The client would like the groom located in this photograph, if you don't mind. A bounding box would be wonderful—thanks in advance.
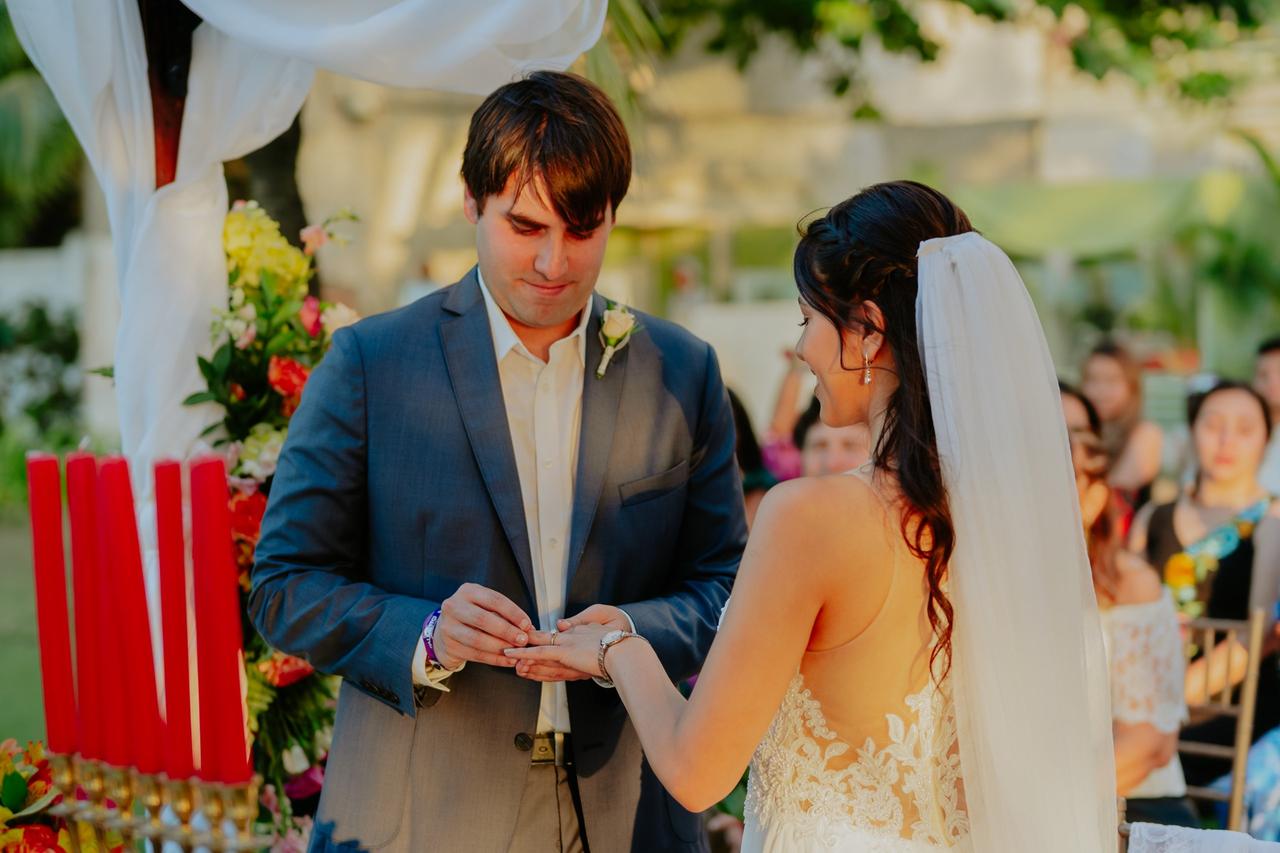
[250,71,747,852]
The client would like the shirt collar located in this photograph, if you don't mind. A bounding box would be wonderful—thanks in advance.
[476,267,591,366]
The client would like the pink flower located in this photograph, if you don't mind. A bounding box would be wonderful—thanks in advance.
[232,199,249,211]
[300,296,322,337]
[260,783,280,817]
[271,816,314,853]
[300,224,328,257]
[284,765,325,801]
[235,323,257,350]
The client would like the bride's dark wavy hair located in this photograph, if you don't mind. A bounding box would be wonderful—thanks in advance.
[794,180,971,682]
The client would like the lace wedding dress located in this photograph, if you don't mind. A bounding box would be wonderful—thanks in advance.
[741,473,969,852]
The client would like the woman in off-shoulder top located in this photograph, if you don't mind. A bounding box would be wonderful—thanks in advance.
[1063,382,1196,827]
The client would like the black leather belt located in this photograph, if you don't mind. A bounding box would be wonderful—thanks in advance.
[531,732,572,767]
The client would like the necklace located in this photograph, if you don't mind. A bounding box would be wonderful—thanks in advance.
[1163,496,1271,618]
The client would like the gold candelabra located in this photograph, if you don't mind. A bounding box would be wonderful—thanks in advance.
[46,754,274,852]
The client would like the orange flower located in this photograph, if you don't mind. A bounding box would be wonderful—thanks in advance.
[268,355,310,398]
[8,824,59,852]
[1164,553,1196,589]
[268,355,310,416]
[1237,521,1255,538]
[257,651,315,688]
[229,489,267,545]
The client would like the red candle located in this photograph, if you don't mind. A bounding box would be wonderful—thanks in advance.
[98,458,164,773]
[190,457,251,784]
[91,461,128,767]
[26,454,76,755]
[65,453,104,760]
[155,461,195,780]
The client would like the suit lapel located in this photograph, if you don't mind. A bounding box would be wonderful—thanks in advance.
[566,294,629,588]
[440,271,536,602]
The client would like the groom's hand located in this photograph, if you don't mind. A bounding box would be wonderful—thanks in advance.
[435,583,534,670]
[515,605,632,683]
[557,604,632,633]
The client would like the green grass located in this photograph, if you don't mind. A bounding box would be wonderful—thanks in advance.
[0,522,45,745]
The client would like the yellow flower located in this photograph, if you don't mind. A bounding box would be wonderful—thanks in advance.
[1164,553,1197,589]
[223,201,311,294]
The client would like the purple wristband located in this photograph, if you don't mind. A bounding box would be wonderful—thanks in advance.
[423,608,443,665]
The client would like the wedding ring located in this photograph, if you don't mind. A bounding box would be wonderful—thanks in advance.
[550,630,559,646]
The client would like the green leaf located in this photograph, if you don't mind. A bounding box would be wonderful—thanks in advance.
[261,271,278,307]
[199,421,223,438]
[212,342,232,376]
[265,330,296,358]
[274,300,303,324]
[1,771,27,811]
[197,355,215,382]
[182,391,219,406]
[8,787,56,819]
[87,365,114,379]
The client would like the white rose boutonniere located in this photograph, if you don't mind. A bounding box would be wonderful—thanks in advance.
[596,302,639,379]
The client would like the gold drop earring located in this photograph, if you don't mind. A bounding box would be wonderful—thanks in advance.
[862,352,872,385]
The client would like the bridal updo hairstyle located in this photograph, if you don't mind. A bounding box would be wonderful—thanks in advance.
[794,180,971,681]
[461,70,631,233]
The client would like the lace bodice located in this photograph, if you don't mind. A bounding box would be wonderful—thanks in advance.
[744,671,968,850]
[1100,589,1188,734]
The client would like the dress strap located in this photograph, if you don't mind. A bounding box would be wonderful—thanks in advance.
[808,467,901,656]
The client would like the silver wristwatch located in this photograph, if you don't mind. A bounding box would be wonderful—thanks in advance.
[597,629,641,687]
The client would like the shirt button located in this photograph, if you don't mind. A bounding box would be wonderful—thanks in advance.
[543,459,553,468]
[549,538,559,548]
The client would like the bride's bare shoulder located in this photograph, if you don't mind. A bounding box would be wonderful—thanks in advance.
[750,474,897,571]
[755,472,885,521]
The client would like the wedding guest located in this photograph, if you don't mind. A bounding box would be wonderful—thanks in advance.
[760,349,808,480]
[1130,380,1280,786]
[1253,337,1280,495]
[792,396,870,477]
[728,389,777,528]
[1082,341,1164,530]
[1062,382,1196,827]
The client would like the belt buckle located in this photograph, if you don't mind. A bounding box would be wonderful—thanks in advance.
[532,732,571,767]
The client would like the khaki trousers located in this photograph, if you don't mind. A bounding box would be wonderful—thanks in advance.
[507,765,588,853]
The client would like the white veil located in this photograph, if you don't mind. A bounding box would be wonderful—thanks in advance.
[916,232,1116,851]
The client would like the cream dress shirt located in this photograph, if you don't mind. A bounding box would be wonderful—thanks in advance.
[412,270,593,733]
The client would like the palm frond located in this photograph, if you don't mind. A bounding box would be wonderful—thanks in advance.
[0,3,32,77]
[1234,129,1280,196]
[578,0,662,125]
[0,69,80,201]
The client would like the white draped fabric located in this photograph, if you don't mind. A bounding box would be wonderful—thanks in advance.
[916,232,1117,851]
[9,0,604,652]
[1129,823,1280,852]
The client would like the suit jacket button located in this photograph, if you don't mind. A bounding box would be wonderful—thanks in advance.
[514,733,534,752]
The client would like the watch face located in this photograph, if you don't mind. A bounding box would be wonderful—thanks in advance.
[601,629,625,645]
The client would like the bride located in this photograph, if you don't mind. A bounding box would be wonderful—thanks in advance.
[507,180,1117,852]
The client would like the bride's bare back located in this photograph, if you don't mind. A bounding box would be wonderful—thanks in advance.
[741,467,968,851]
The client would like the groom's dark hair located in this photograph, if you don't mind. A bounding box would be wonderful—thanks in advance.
[462,71,631,233]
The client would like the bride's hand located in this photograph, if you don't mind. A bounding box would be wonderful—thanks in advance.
[505,623,611,679]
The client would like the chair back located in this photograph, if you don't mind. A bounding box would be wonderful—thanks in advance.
[1178,609,1267,832]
